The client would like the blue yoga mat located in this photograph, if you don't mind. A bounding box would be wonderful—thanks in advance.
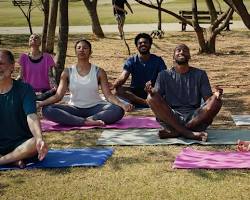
[0,148,114,170]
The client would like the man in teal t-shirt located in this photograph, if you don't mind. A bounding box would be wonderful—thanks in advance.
[0,49,48,168]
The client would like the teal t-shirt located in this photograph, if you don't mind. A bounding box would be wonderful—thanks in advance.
[0,80,36,151]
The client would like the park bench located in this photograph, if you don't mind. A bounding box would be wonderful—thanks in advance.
[179,10,233,31]
[12,0,31,6]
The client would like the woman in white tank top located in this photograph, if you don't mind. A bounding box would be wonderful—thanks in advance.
[38,39,133,126]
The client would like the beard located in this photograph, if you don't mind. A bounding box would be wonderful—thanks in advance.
[175,56,189,65]
[139,49,150,55]
[175,59,188,65]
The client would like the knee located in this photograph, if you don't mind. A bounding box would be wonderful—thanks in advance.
[115,105,125,119]
[42,105,54,118]
[107,105,124,124]
[206,97,223,112]
[146,93,159,107]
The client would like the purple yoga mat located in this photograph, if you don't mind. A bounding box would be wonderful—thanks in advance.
[41,116,161,132]
[173,148,250,169]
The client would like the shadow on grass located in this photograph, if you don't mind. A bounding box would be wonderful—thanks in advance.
[109,148,175,171]
[44,129,101,149]
[191,169,249,181]
[0,183,9,196]
[223,90,250,114]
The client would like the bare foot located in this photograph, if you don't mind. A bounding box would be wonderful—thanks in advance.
[191,131,208,142]
[14,160,26,169]
[84,119,105,126]
[237,140,250,152]
[158,129,180,139]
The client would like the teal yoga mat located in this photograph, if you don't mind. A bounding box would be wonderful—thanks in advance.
[97,129,250,145]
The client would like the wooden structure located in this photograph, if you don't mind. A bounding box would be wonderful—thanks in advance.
[179,10,233,31]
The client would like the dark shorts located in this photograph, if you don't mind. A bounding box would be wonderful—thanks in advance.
[130,87,148,100]
[0,138,30,156]
[158,106,211,132]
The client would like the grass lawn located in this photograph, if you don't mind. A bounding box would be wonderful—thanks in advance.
[0,30,250,199]
[0,0,249,26]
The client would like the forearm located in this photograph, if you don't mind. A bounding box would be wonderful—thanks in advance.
[113,78,126,89]
[106,94,124,108]
[38,94,61,107]
[27,113,43,140]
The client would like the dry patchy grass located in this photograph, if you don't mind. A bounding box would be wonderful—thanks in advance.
[0,31,250,200]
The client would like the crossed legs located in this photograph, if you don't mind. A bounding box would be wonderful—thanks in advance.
[147,92,222,141]
[0,138,38,168]
[115,86,148,106]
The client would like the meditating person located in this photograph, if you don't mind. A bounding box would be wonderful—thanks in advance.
[110,33,167,108]
[0,49,48,168]
[37,39,133,126]
[18,33,57,101]
[145,44,223,141]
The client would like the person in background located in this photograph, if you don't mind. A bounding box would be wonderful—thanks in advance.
[18,33,57,101]
[112,0,133,39]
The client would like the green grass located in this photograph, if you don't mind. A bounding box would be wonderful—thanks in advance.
[0,0,249,26]
[0,31,250,199]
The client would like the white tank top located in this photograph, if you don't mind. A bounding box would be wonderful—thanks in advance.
[68,64,106,108]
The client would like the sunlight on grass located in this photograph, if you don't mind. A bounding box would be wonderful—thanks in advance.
[0,30,250,199]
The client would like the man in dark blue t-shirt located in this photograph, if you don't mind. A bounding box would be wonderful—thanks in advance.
[110,33,167,108]
[145,44,223,141]
[112,0,133,39]
[0,49,48,168]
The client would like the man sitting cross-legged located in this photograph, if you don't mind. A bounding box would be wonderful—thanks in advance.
[110,33,166,108]
[145,44,223,141]
[0,49,48,168]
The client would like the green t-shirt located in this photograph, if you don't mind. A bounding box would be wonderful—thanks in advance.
[0,80,36,151]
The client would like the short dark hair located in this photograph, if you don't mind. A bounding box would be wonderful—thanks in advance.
[0,49,15,64]
[134,33,152,46]
[74,39,92,51]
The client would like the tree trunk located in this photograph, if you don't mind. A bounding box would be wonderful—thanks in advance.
[82,0,104,38]
[157,0,163,31]
[205,0,217,23]
[41,0,49,52]
[55,0,68,84]
[46,0,59,54]
[224,0,250,29]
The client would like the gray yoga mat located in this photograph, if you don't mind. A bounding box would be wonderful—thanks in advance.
[232,115,250,126]
[97,129,250,145]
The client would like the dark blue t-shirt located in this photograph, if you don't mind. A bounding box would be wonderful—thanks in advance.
[123,54,167,89]
[0,80,36,150]
[112,0,127,15]
[155,67,212,114]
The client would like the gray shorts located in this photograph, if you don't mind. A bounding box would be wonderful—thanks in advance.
[115,14,125,26]
[158,106,211,132]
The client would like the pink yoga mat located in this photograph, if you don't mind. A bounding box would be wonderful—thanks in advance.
[173,148,250,169]
[41,116,161,132]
